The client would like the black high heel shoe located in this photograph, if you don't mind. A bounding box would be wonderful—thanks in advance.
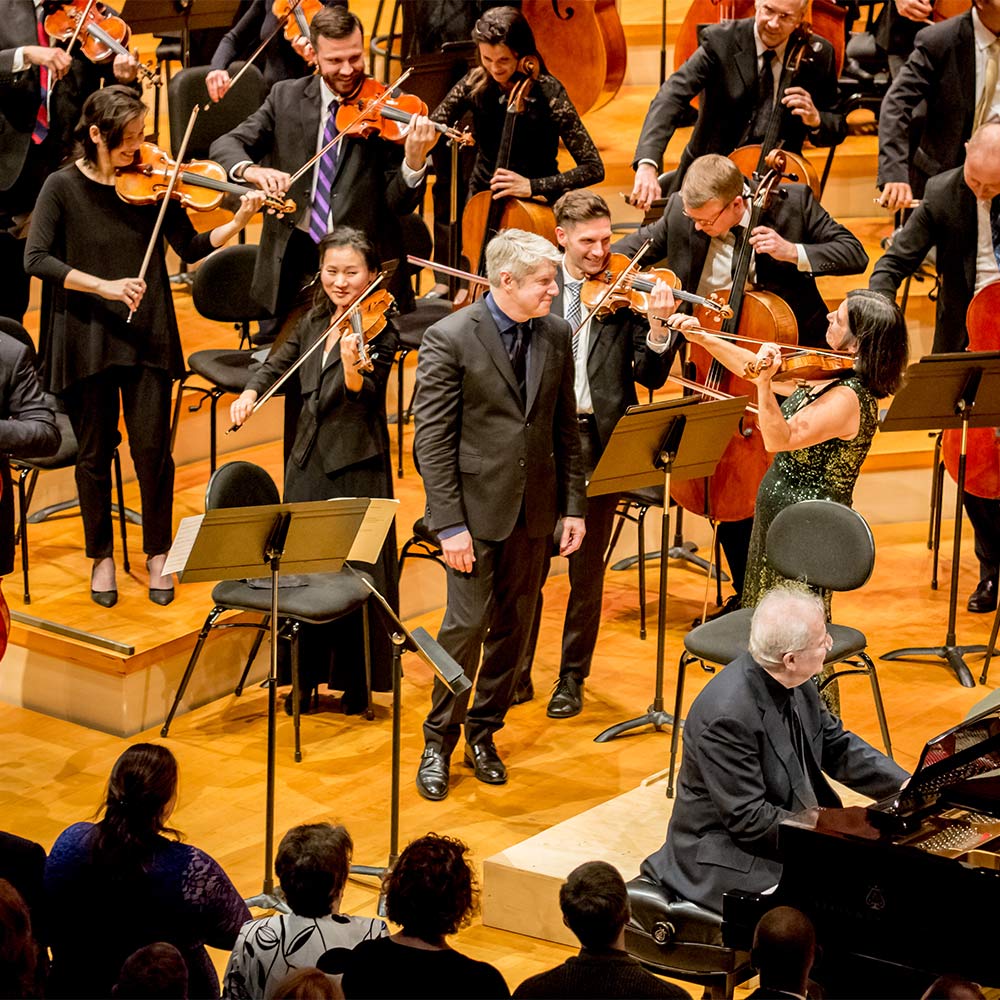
[90,561,117,608]
[146,556,175,606]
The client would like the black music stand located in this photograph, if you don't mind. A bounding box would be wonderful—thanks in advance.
[592,396,746,742]
[879,353,1000,687]
[346,574,470,914]
[164,497,373,910]
[121,0,240,67]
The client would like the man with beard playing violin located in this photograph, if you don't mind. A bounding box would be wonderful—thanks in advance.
[613,153,868,616]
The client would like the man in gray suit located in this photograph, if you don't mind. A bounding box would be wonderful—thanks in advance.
[641,585,907,914]
[413,229,587,800]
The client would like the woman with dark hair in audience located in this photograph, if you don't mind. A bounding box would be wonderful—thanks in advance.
[0,879,38,998]
[24,86,263,608]
[224,823,386,999]
[44,743,250,999]
[330,833,508,998]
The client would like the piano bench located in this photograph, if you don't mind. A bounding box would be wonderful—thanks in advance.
[625,877,755,1000]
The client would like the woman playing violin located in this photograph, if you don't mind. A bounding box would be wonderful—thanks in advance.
[670,288,909,615]
[230,227,399,715]
[24,86,264,607]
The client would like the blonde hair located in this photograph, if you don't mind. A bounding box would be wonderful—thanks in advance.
[486,229,562,285]
[681,155,745,210]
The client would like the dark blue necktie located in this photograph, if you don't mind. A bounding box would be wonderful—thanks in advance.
[509,323,529,402]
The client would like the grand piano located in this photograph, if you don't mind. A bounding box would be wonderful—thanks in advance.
[723,704,1000,990]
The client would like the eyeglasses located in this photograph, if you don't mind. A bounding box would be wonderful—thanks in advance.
[756,3,802,25]
[682,202,730,228]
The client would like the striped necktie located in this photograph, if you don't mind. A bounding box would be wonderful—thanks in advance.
[32,11,49,145]
[308,106,339,245]
[565,280,583,360]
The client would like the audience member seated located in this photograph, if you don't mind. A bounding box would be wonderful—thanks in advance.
[921,976,987,1000]
[0,879,38,999]
[329,833,509,998]
[0,831,46,959]
[745,907,816,1000]
[640,585,908,914]
[272,967,343,1000]
[113,942,189,999]
[44,743,250,999]
[224,823,387,999]
[513,861,689,999]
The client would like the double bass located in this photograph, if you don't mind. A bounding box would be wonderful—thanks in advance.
[461,55,557,277]
[941,282,1000,498]
[670,153,798,524]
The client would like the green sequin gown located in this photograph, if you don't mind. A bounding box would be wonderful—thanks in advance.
[741,376,878,714]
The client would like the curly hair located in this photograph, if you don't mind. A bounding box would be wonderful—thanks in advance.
[383,834,478,942]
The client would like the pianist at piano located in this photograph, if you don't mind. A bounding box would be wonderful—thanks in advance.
[637,586,909,914]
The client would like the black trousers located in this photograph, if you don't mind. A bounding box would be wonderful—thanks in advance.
[965,492,1000,583]
[717,516,753,598]
[60,365,174,559]
[522,416,620,683]
[423,514,549,753]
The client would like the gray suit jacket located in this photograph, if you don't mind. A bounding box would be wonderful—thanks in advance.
[413,297,586,542]
[641,651,908,913]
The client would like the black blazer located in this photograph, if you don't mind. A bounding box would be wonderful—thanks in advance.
[210,74,423,315]
[632,18,844,188]
[552,272,671,453]
[0,332,60,575]
[877,12,976,192]
[243,310,398,476]
[613,184,868,348]
[413,297,586,542]
[640,652,908,914]
[869,166,977,354]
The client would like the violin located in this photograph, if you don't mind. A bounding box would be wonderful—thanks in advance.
[115,143,296,216]
[336,78,475,147]
[743,347,853,382]
[273,0,322,50]
[44,0,160,86]
[581,253,734,321]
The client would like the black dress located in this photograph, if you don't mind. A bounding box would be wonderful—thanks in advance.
[244,309,400,698]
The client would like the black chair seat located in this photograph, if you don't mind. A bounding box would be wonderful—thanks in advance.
[18,411,75,470]
[622,485,665,508]
[412,517,438,546]
[187,349,260,394]
[212,571,373,624]
[394,299,451,349]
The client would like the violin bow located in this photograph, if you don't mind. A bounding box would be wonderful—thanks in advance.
[572,241,650,337]
[286,67,413,188]
[406,255,490,288]
[127,105,200,324]
[672,326,851,360]
[226,273,385,434]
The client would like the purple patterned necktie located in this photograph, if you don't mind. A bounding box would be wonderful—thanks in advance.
[308,106,339,244]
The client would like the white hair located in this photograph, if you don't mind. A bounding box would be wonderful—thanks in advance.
[748,584,825,669]
[485,228,562,285]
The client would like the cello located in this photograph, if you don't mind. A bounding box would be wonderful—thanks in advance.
[941,282,1000,498]
[461,55,557,277]
[521,0,627,115]
[669,152,798,524]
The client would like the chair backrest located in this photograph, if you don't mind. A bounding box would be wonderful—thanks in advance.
[192,245,272,324]
[765,499,875,593]
[205,461,280,511]
[168,64,266,160]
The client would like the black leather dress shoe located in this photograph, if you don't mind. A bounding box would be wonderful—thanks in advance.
[692,594,740,628]
[511,675,534,705]
[463,740,507,784]
[416,746,450,801]
[968,578,998,613]
[547,674,583,719]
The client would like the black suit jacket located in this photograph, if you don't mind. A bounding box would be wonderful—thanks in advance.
[613,184,868,348]
[413,298,586,542]
[209,74,422,315]
[552,272,672,453]
[641,652,908,914]
[0,332,60,576]
[869,166,976,354]
[876,12,976,191]
[632,19,844,187]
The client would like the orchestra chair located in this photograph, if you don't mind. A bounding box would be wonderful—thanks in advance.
[160,461,374,763]
[392,214,451,478]
[397,517,446,579]
[172,245,274,474]
[0,319,130,605]
[668,499,893,796]
[625,875,754,1000]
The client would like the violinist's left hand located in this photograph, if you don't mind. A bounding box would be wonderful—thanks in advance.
[646,280,678,345]
[404,115,439,170]
[559,516,586,557]
[749,226,797,264]
[748,341,782,387]
[781,86,820,129]
[232,190,267,227]
[291,35,316,64]
[490,169,532,199]
[112,51,139,83]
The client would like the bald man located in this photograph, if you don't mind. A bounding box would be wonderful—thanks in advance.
[747,907,817,999]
